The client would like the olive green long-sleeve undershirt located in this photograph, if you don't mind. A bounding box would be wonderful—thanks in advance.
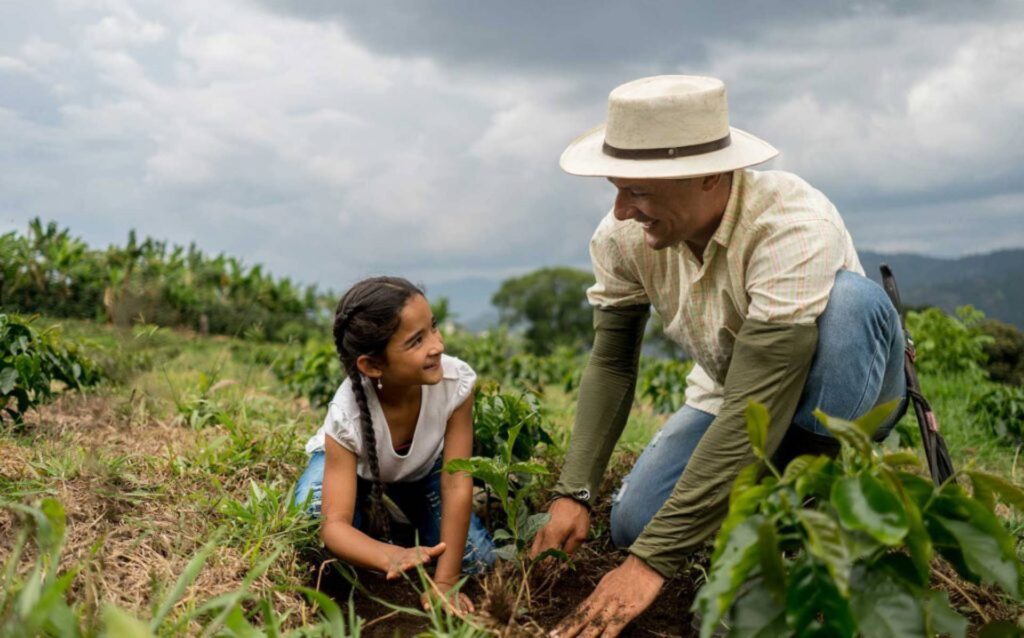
[553,305,819,579]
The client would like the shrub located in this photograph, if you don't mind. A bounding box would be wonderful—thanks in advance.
[0,314,103,423]
[694,401,1024,638]
[271,339,341,409]
[637,356,694,414]
[472,384,553,461]
[979,319,1024,386]
[970,384,1024,442]
[906,306,992,378]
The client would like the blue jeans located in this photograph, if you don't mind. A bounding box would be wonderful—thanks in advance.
[294,453,496,573]
[610,270,908,547]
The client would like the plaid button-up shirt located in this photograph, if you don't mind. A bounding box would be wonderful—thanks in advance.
[587,168,863,415]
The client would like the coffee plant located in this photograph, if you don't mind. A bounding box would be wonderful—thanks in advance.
[907,306,993,378]
[970,384,1024,442]
[0,314,103,423]
[637,357,694,414]
[272,339,341,409]
[694,400,1024,638]
[472,384,553,462]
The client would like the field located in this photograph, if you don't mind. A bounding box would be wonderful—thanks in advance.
[2,313,1024,637]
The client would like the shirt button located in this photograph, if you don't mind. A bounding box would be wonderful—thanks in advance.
[574,489,591,502]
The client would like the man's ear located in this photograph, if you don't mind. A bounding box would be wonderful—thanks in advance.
[701,172,725,191]
[356,354,383,380]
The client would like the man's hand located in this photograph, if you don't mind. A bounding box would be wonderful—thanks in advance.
[550,555,665,638]
[529,497,590,559]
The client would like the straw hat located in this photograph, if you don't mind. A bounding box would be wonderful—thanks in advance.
[560,75,778,179]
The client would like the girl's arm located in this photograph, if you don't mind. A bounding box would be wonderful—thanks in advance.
[321,436,445,577]
[433,391,476,587]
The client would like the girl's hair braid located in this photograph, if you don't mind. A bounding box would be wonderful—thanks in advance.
[332,276,424,541]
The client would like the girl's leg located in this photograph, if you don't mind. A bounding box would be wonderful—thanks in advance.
[609,405,716,548]
[293,451,326,517]
[389,461,496,573]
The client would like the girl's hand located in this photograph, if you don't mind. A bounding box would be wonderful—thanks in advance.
[421,579,475,615]
[384,542,447,580]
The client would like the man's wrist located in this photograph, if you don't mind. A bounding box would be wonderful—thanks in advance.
[623,553,666,584]
[550,485,594,510]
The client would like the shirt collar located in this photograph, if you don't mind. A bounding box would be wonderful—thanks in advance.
[710,169,745,250]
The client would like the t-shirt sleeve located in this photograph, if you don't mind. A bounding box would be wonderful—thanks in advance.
[745,218,847,324]
[446,358,478,415]
[322,400,361,455]
[586,213,650,309]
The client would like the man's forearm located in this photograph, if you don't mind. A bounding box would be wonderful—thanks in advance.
[629,319,818,578]
[554,304,649,506]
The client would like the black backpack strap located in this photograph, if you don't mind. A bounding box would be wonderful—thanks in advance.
[880,264,956,485]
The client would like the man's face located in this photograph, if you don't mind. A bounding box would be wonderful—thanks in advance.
[607,176,723,251]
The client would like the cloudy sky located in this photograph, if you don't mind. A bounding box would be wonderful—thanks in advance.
[2,0,1023,315]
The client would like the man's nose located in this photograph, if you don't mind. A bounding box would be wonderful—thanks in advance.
[612,190,636,221]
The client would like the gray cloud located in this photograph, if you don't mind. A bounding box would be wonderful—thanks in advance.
[1,0,1022,320]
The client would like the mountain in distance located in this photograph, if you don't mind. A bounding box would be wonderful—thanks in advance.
[430,248,1024,331]
[859,249,1024,328]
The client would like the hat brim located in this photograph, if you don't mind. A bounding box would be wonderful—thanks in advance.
[559,124,778,179]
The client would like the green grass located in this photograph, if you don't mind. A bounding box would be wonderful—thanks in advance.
[3,317,1023,635]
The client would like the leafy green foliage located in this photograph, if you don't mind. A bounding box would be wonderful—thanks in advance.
[907,306,993,378]
[472,385,553,461]
[445,329,584,393]
[491,267,595,355]
[979,319,1024,386]
[1,499,358,636]
[0,218,328,341]
[271,339,342,409]
[445,409,552,565]
[970,384,1024,442]
[694,400,1024,638]
[0,314,103,423]
[637,357,694,414]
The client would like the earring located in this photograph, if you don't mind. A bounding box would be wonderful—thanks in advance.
[377,378,383,390]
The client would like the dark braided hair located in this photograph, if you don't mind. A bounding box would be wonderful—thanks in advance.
[333,276,423,541]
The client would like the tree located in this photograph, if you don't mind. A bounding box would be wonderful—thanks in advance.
[491,267,595,355]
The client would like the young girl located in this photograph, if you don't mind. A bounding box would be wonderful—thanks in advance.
[294,276,494,611]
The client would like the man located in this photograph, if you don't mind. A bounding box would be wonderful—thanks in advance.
[530,75,907,636]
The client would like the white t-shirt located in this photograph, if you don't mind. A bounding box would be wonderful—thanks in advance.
[303,354,477,482]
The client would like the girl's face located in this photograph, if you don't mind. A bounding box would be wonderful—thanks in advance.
[377,294,445,387]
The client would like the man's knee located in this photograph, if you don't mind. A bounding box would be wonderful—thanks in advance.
[609,484,644,548]
[823,271,898,334]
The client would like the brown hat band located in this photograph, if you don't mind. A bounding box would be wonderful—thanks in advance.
[602,133,731,160]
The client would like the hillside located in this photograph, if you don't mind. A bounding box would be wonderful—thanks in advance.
[859,249,1024,327]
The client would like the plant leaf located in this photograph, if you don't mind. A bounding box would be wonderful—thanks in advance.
[813,409,871,457]
[831,473,909,545]
[968,471,1024,513]
[726,577,787,638]
[785,558,855,638]
[796,510,851,596]
[103,605,156,638]
[693,517,762,638]
[855,399,903,440]
[924,591,967,638]
[745,401,769,458]
[849,564,926,638]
